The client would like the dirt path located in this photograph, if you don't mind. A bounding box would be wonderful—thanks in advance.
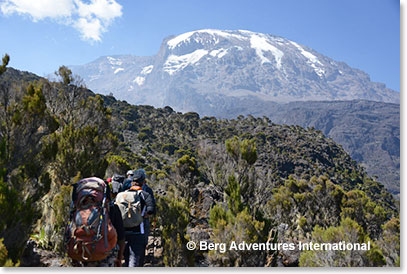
[23,232,163,267]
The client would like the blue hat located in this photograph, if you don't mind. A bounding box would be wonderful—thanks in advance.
[132,169,146,183]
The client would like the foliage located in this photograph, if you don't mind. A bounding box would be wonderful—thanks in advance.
[156,189,194,266]
[299,218,385,267]
[225,136,258,209]
[225,136,257,165]
[48,124,112,184]
[174,154,200,199]
[208,204,267,266]
[341,190,388,240]
[0,61,399,267]
[30,228,48,250]
[208,174,269,266]
[267,176,344,233]
[106,154,131,176]
[376,218,400,266]
[224,175,243,215]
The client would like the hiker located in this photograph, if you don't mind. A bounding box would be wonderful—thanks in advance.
[110,174,125,199]
[115,176,155,267]
[66,177,125,267]
[121,170,134,192]
[133,169,156,250]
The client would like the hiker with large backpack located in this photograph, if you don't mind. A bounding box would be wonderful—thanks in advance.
[115,175,155,267]
[65,177,125,267]
[132,169,156,250]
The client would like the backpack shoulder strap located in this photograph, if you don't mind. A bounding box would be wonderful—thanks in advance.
[137,189,145,199]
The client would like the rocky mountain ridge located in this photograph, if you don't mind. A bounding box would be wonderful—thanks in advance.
[71,29,399,115]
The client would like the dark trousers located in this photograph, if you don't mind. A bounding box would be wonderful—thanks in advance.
[144,218,150,245]
[124,233,146,267]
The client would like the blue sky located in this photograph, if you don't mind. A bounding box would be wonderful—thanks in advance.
[0,0,401,91]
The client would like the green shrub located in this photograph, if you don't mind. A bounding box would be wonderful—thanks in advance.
[299,218,385,267]
[157,190,194,266]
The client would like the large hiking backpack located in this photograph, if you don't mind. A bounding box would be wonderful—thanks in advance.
[66,177,117,262]
[115,188,144,228]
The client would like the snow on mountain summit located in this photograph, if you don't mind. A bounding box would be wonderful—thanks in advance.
[71,29,399,115]
[167,29,247,49]
[164,49,208,75]
[164,29,326,74]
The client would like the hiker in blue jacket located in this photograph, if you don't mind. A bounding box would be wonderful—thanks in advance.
[121,170,134,192]
[122,175,155,267]
[133,169,156,248]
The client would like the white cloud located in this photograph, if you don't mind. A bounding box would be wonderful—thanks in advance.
[74,17,104,42]
[0,0,123,43]
[0,0,74,20]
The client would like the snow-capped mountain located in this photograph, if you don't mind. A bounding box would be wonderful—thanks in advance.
[71,29,399,117]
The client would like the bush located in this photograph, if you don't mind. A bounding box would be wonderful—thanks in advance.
[106,154,131,175]
[299,218,385,267]
[156,189,194,266]
[208,175,268,266]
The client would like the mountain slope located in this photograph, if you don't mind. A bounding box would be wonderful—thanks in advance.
[103,96,396,211]
[0,66,399,267]
[71,29,399,113]
[267,100,400,196]
[70,30,400,196]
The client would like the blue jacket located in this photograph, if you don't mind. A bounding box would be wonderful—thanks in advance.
[142,184,156,215]
[121,178,132,192]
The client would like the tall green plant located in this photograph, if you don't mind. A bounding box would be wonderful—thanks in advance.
[156,189,194,266]
[208,174,269,266]
[299,218,385,267]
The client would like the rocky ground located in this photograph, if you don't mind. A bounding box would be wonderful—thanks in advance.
[21,231,164,267]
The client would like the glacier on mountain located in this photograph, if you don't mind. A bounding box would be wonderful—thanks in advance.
[71,28,399,112]
[141,65,154,75]
[249,34,284,68]
[114,68,124,74]
[164,49,208,75]
[167,29,247,49]
[107,56,122,66]
[290,41,325,77]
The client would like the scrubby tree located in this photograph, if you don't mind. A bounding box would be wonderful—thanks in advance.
[174,154,200,199]
[299,218,385,267]
[376,217,400,266]
[225,136,257,208]
[156,188,194,266]
[341,190,388,240]
[0,54,57,262]
[48,66,86,126]
[105,154,131,177]
[43,67,117,184]
[267,176,344,233]
[208,175,268,266]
